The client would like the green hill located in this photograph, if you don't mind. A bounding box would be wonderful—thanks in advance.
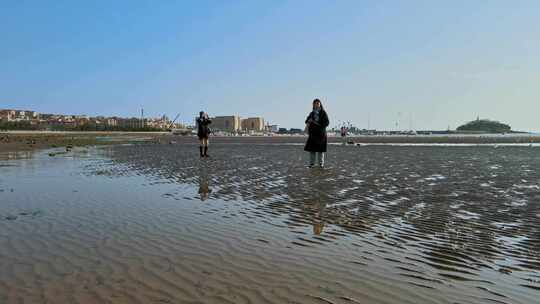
[457,119,511,133]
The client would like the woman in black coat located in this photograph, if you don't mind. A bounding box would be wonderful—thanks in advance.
[196,111,212,157]
[304,99,329,167]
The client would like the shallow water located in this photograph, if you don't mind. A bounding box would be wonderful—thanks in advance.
[1,139,539,304]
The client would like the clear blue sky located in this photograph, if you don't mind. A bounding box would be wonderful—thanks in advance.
[1,0,539,131]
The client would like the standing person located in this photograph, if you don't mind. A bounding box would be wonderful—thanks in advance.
[304,99,329,168]
[196,111,212,157]
[340,125,348,145]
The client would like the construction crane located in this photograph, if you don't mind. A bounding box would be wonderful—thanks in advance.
[167,113,181,131]
[168,113,192,136]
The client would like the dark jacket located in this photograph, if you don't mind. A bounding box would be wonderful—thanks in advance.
[196,117,212,138]
[304,109,329,152]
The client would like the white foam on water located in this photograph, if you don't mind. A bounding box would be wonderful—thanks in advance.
[448,192,461,197]
[506,199,528,207]
[413,202,426,209]
[495,235,529,247]
[416,175,444,184]
[370,204,387,212]
[450,203,464,209]
[492,222,521,229]
[425,174,447,181]
[331,200,357,207]
[337,186,359,195]
[387,197,410,206]
[380,189,398,195]
[456,210,480,220]
[513,184,540,190]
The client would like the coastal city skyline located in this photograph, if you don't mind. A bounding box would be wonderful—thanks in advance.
[2,107,527,136]
[0,108,272,132]
[2,1,540,131]
[2,103,537,133]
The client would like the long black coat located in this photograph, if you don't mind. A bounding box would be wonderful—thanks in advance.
[196,117,212,139]
[304,110,329,152]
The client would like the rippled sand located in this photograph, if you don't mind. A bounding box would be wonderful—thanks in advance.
[1,137,539,304]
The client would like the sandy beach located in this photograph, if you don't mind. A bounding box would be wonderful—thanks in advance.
[1,136,539,304]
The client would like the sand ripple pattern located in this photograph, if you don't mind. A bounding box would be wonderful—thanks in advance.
[1,140,539,304]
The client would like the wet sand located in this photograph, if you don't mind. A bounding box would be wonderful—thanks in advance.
[2,132,539,155]
[343,134,540,144]
[1,137,539,303]
[0,131,166,153]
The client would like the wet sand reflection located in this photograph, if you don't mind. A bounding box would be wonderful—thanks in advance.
[75,139,540,302]
[198,164,212,201]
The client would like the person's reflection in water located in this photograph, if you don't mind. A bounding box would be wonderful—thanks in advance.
[311,192,328,235]
[198,166,212,201]
[313,219,325,235]
[286,169,333,235]
[306,170,332,235]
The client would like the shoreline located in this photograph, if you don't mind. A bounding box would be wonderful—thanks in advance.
[1,131,539,153]
[0,131,167,153]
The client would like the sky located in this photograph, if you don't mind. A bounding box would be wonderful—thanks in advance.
[1,0,539,131]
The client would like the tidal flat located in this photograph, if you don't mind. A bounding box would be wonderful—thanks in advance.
[1,137,539,304]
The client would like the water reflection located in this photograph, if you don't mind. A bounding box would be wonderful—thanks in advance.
[86,142,540,293]
[286,170,334,235]
[308,195,327,235]
[0,150,34,161]
[198,164,212,201]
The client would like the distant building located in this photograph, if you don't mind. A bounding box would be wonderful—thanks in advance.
[73,115,88,121]
[212,116,241,132]
[1,108,177,130]
[117,118,142,129]
[28,111,39,119]
[10,110,36,121]
[16,110,27,121]
[241,117,265,132]
[106,118,118,127]
[268,124,279,133]
[39,113,58,121]
[278,128,288,134]
[0,110,38,122]
[0,110,16,122]
[145,115,171,130]
[62,115,75,124]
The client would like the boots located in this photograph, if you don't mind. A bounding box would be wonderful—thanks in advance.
[203,146,209,157]
[199,146,204,158]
